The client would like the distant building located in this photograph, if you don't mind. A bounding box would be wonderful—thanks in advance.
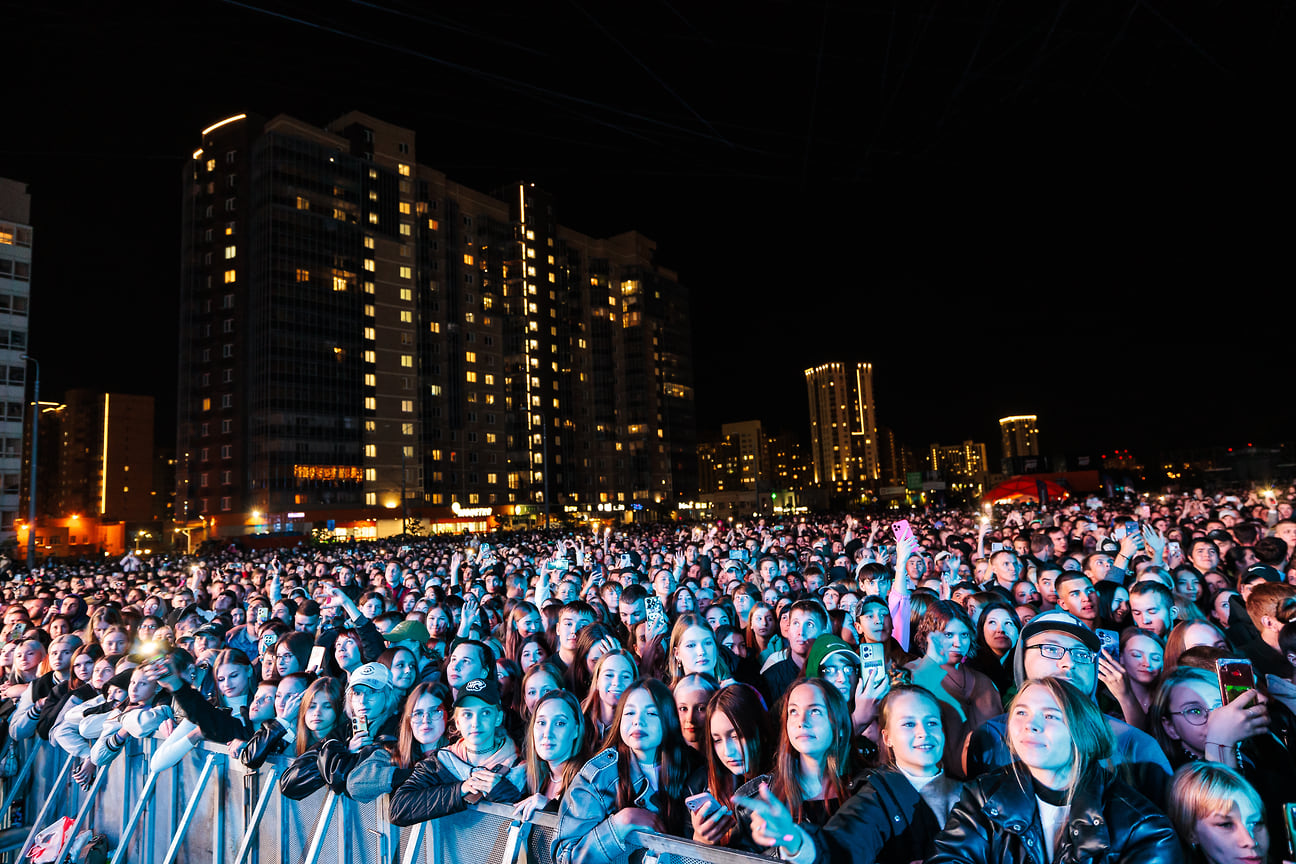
[177,111,694,536]
[929,440,989,496]
[23,390,156,524]
[1000,415,1040,461]
[804,362,878,495]
[0,178,32,542]
[768,432,810,493]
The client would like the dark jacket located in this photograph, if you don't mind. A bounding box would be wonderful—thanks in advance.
[240,718,293,770]
[806,768,963,864]
[277,713,400,798]
[928,765,1183,864]
[388,745,526,825]
[171,684,254,744]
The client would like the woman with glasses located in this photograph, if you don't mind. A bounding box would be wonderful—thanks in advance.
[345,682,452,802]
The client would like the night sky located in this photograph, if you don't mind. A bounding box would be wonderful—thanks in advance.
[3,1,1291,464]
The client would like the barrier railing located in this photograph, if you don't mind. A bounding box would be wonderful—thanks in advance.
[3,736,773,864]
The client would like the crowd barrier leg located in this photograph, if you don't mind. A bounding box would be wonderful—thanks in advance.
[19,760,105,862]
[302,790,339,864]
[232,767,277,864]
[108,767,158,864]
[154,754,218,864]
[0,745,43,818]
[401,820,428,864]
[503,817,529,864]
[15,753,77,861]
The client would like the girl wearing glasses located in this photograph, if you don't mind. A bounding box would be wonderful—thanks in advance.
[346,682,453,802]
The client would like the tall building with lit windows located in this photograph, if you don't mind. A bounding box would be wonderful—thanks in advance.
[177,111,693,535]
[804,362,878,495]
[0,178,32,541]
[999,415,1041,461]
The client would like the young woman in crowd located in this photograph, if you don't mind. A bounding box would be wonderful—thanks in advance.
[904,601,999,775]
[521,660,564,720]
[854,596,909,680]
[503,602,546,664]
[672,673,719,754]
[149,648,264,745]
[745,602,779,661]
[1105,628,1164,729]
[1161,621,1229,676]
[344,681,454,803]
[688,683,772,848]
[668,614,732,684]
[1167,763,1269,864]
[553,678,701,864]
[581,649,637,742]
[516,635,551,673]
[968,601,1021,697]
[513,689,591,820]
[280,676,347,799]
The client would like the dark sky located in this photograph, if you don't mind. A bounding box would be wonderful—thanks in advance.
[3,0,1291,463]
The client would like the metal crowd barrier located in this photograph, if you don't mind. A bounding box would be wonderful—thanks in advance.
[1,735,773,864]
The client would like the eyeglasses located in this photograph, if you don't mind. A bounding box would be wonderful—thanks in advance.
[1026,643,1096,664]
[410,708,445,722]
[1168,705,1216,726]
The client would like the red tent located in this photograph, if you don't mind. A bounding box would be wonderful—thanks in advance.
[983,476,1070,504]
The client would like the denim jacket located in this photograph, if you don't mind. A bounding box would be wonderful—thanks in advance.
[555,747,708,864]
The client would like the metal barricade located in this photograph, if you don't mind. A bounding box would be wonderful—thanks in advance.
[10,736,773,864]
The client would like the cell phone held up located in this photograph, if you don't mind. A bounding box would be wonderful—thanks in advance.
[1216,658,1255,705]
[859,643,886,679]
[891,519,913,544]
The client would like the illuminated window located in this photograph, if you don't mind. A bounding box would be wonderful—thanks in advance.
[399,223,411,236]
[363,259,375,272]
[295,268,309,282]
[365,469,377,482]
[368,190,378,201]
[363,350,375,363]
[403,423,415,435]
[484,374,495,386]
[399,202,411,214]
[368,168,378,179]
[364,397,376,410]
[202,398,211,411]
[429,322,440,334]
[399,266,412,279]
[206,159,215,172]
[223,245,237,259]
[332,275,347,291]
[364,444,376,457]
[400,288,412,301]
[462,254,474,266]
[400,310,412,323]
[429,384,441,396]
[398,163,411,176]
[364,304,375,317]
[333,208,345,221]
[364,374,376,387]
[466,371,478,383]
[465,351,477,363]
[401,354,413,367]
[363,327,376,340]
[224,269,236,283]
[465,312,475,324]
[428,218,439,230]
[368,212,378,224]
[526,247,536,259]
[365,492,377,505]
[486,434,497,445]
[401,400,414,413]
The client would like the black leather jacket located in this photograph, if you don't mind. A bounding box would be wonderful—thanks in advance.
[807,768,964,864]
[929,766,1183,864]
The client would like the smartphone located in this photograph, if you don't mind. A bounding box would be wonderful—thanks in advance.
[1167,541,1181,558]
[1096,629,1119,655]
[11,622,26,638]
[685,791,723,813]
[1217,658,1255,704]
[1283,802,1296,858]
[257,607,270,624]
[306,646,327,674]
[859,643,885,679]
[354,714,370,737]
[891,520,913,544]
[644,596,666,633]
[990,542,1004,553]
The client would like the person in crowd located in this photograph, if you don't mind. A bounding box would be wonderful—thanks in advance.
[389,673,526,824]
[236,672,313,770]
[1108,629,1164,727]
[553,678,700,864]
[687,683,772,848]
[512,689,591,820]
[968,601,1021,698]
[1167,763,1270,864]
[280,676,346,799]
[345,682,454,803]
[582,649,637,743]
[672,672,719,754]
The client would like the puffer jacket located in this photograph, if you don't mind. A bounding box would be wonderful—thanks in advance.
[805,767,964,864]
[388,741,525,824]
[928,765,1183,864]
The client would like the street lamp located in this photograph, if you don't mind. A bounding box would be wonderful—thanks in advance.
[19,354,37,569]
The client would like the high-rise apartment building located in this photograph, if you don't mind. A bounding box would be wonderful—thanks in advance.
[177,111,694,534]
[697,420,772,494]
[804,362,878,494]
[1000,415,1040,461]
[26,391,155,523]
[0,178,32,542]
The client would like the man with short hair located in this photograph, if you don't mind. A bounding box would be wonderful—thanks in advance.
[555,600,595,670]
[1128,582,1176,637]
[1241,582,1296,679]
[984,550,1021,601]
[1054,572,1099,628]
[762,600,827,701]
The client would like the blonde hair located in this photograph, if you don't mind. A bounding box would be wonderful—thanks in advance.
[1168,762,1263,846]
[1006,677,1114,801]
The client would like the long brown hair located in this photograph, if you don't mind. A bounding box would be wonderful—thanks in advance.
[395,682,451,768]
[603,678,697,837]
[705,684,771,804]
[524,689,590,797]
[296,676,344,755]
[770,679,852,824]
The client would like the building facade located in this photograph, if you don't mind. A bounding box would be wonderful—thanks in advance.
[999,415,1040,461]
[804,362,878,495]
[177,112,694,534]
[0,178,32,542]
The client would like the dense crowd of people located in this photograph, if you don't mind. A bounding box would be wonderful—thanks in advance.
[3,486,1296,864]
